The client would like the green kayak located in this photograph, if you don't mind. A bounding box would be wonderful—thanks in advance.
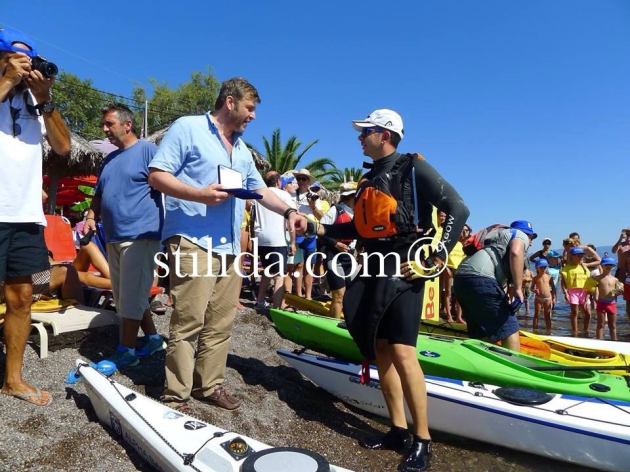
[270,308,630,402]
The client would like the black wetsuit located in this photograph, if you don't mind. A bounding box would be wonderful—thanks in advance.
[324,152,469,360]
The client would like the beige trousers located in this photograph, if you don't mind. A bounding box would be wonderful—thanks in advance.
[162,236,240,404]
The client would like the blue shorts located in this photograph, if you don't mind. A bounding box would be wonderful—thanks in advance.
[0,223,50,282]
[454,274,519,342]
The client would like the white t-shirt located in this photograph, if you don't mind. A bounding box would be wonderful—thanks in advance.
[296,191,329,222]
[0,91,46,225]
[254,187,295,247]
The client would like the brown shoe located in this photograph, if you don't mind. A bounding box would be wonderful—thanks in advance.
[196,385,241,410]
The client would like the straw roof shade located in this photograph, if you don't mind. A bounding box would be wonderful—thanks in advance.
[147,127,271,173]
[42,132,105,177]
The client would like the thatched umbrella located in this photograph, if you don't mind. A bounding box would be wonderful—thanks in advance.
[147,127,271,173]
[42,132,105,213]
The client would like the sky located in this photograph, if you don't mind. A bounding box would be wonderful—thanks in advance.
[3,0,629,248]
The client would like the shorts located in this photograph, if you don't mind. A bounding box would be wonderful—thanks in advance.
[107,239,161,320]
[596,300,617,316]
[567,288,587,306]
[376,280,424,346]
[296,235,317,260]
[325,252,355,291]
[453,274,519,343]
[0,223,50,282]
[258,246,288,277]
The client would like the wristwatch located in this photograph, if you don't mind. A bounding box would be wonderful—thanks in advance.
[37,101,55,114]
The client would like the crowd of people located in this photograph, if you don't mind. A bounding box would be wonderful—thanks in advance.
[2,27,629,472]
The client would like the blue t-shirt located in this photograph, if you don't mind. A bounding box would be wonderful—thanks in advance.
[149,113,265,255]
[95,140,164,243]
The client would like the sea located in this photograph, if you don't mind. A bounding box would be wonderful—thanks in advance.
[522,245,628,339]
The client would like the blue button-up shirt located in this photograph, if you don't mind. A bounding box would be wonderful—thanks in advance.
[149,113,265,255]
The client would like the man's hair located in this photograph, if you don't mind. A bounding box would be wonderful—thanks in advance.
[388,130,402,148]
[101,103,137,136]
[214,77,261,111]
[569,232,580,239]
[264,171,280,187]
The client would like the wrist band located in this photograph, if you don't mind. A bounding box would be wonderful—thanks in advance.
[283,208,297,219]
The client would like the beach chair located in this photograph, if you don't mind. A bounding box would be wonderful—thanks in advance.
[44,215,77,262]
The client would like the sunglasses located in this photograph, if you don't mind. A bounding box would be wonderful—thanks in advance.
[10,106,21,137]
[296,176,309,182]
[360,127,383,138]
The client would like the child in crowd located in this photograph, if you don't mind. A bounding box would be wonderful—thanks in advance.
[561,247,592,336]
[522,266,533,316]
[532,259,554,334]
[546,250,562,308]
[593,257,622,340]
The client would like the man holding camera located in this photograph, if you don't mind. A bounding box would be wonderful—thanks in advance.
[0,28,70,406]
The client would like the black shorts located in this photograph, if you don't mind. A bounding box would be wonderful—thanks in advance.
[258,246,288,276]
[376,280,424,347]
[0,223,50,282]
[325,252,354,291]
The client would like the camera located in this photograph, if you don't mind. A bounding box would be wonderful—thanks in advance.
[31,56,58,78]
[307,192,319,201]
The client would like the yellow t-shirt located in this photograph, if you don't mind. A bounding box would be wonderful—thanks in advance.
[447,241,465,269]
[561,263,590,289]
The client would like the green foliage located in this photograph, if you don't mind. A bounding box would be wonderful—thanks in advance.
[249,129,338,185]
[133,70,220,135]
[78,185,95,197]
[53,72,114,140]
[328,167,364,189]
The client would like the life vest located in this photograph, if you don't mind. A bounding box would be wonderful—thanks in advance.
[463,224,510,256]
[333,205,354,245]
[354,153,426,240]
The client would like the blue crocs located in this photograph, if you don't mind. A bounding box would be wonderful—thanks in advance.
[108,345,140,368]
[136,335,166,358]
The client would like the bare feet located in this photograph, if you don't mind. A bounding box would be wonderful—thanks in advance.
[1,383,52,406]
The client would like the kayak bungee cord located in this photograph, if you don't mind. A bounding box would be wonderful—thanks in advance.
[103,372,206,472]
[424,378,630,429]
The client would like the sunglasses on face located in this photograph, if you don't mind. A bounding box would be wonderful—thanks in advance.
[10,106,21,137]
[296,176,309,182]
[360,127,383,138]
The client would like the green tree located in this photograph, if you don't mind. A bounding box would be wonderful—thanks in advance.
[52,72,114,140]
[329,167,364,189]
[251,129,337,184]
[133,70,220,135]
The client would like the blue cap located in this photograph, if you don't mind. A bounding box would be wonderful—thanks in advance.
[535,259,549,268]
[309,181,322,190]
[280,176,295,188]
[0,27,37,58]
[547,250,560,258]
[570,247,585,255]
[510,220,537,239]
[601,257,616,266]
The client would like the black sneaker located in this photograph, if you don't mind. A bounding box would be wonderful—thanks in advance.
[398,436,432,472]
[359,426,411,451]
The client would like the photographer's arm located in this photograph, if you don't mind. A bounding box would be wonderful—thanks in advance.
[27,70,70,156]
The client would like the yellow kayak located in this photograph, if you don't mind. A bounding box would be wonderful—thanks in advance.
[284,294,630,374]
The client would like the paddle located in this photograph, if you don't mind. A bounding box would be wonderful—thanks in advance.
[519,337,552,360]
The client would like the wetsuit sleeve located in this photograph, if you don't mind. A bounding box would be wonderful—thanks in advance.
[321,221,358,240]
[413,158,469,257]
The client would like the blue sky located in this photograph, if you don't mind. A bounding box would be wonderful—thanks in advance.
[3,0,629,247]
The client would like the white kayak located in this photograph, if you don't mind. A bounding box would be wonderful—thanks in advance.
[543,335,630,356]
[278,349,630,472]
[75,360,352,472]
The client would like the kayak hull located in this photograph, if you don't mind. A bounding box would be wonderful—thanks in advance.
[76,360,352,472]
[278,349,630,472]
[270,309,630,401]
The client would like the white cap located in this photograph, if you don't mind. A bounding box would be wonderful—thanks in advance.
[339,181,358,196]
[352,109,404,139]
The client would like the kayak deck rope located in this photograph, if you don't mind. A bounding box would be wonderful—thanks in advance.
[425,378,630,429]
[104,374,204,472]
[183,431,226,465]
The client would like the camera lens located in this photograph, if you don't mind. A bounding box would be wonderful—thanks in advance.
[32,56,58,78]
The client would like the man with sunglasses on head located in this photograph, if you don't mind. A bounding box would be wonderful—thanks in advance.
[0,28,70,407]
[313,109,469,471]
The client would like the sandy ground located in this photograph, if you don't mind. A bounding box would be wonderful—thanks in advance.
[0,289,594,472]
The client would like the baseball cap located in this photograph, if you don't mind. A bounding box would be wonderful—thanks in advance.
[352,109,404,139]
[0,27,37,57]
[280,175,296,188]
[340,181,358,196]
[547,250,560,258]
[510,220,537,239]
[570,247,585,255]
[535,259,549,268]
[542,237,552,245]
[601,257,616,266]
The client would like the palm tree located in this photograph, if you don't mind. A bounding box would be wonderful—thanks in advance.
[248,129,338,185]
[329,167,364,189]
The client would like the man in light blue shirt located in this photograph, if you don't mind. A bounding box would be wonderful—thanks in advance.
[149,77,306,412]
